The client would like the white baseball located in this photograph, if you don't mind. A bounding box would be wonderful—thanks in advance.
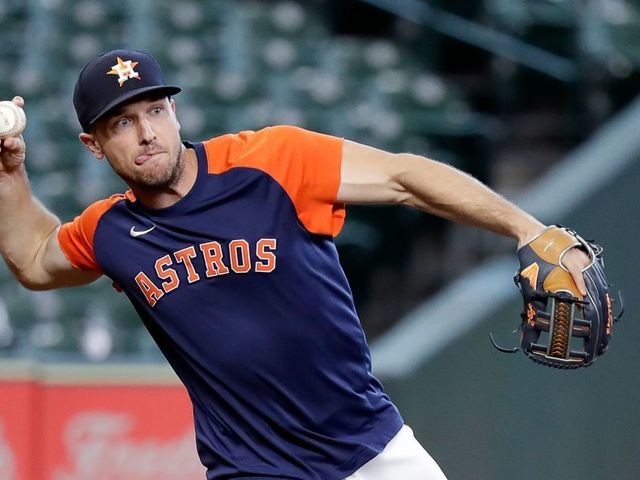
[0,101,26,140]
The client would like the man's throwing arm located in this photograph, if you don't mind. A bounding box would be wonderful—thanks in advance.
[0,97,100,290]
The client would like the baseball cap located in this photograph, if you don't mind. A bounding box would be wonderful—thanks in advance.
[73,49,181,132]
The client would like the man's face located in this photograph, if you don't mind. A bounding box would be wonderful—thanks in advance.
[88,95,184,190]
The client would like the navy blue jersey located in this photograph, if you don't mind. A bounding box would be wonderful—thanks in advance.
[59,126,403,479]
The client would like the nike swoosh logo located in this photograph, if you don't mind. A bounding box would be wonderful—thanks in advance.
[130,225,156,238]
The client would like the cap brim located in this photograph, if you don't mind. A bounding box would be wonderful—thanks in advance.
[87,85,182,129]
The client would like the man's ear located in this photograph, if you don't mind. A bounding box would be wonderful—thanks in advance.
[79,132,104,159]
[169,97,181,131]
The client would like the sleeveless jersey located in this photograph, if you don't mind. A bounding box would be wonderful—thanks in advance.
[58,125,403,479]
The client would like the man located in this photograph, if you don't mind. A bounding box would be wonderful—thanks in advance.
[0,50,589,479]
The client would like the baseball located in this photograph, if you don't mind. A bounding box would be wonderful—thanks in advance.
[0,101,26,140]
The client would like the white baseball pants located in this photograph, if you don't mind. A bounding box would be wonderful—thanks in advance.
[343,425,448,480]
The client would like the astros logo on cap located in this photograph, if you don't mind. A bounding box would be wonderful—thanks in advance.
[107,57,141,87]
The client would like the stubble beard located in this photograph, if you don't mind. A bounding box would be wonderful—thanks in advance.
[113,141,185,191]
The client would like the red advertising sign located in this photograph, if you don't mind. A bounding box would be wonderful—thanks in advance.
[0,380,37,480]
[0,363,205,480]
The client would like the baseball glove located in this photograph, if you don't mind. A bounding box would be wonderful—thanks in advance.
[491,226,622,369]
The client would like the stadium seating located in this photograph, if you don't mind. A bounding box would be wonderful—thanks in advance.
[1,0,637,360]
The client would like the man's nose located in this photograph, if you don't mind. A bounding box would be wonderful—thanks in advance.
[139,119,156,143]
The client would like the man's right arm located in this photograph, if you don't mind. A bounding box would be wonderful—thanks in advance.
[0,97,101,290]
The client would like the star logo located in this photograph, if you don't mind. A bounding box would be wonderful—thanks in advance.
[107,57,141,87]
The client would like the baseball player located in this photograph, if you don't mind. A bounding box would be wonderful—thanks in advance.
[0,49,590,479]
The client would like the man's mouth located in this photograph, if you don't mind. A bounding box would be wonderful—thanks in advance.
[135,151,163,165]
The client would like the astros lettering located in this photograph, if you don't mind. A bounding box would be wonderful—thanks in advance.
[135,238,277,307]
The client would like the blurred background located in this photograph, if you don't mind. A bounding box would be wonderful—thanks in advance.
[0,0,638,479]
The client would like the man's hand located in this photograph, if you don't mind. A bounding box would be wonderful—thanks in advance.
[517,225,590,296]
[0,96,26,174]
[561,247,591,296]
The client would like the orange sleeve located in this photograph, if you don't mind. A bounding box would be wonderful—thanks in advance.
[57,194,125,272]
[203,126,345,237]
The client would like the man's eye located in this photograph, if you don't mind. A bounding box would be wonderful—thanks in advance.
[152,106,163,114]
[117,118,131,127]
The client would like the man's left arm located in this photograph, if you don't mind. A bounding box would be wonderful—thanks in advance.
[336,139,589,294]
